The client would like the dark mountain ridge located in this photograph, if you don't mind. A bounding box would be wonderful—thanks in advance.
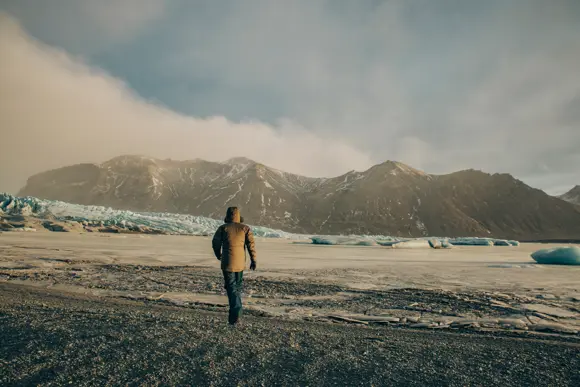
[18,155,580,239]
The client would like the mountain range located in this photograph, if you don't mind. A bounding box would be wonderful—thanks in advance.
[17,155,580,240]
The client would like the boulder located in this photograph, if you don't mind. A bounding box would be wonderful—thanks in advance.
[42,221,70,232]
[529,323,578,335]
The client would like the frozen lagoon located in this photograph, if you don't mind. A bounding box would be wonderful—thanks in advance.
[1,232,578,299]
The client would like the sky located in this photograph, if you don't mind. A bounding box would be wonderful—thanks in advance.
[0,0,579,195]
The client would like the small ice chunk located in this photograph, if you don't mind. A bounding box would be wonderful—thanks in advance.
[391,240,431,249]
[428,239,453,249]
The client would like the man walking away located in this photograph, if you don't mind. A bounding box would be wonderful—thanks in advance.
[212,207,257,325]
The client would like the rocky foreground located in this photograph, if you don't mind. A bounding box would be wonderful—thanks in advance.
[1,283,579,386]
[0,213,169,235]
[1,232,579,385]
[3,263,580,337]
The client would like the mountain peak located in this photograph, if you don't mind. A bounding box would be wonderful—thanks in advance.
[369,160,427,177]
[559,185,580,205]
[224,157,256,166]
[101,155,158,167]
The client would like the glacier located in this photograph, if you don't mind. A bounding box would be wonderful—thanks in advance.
[0,193,520,246]
[0,193,298,238]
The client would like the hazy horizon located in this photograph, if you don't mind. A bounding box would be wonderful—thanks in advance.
[1,1,579,195]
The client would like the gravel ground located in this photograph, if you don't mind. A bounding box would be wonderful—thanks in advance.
[4,263,575,319]
[1,283,579,387]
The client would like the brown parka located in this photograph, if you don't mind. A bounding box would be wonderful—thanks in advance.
[212,207,257,272]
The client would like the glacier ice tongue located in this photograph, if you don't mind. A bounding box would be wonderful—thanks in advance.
[0,193,300,238]
[0,193,522,246]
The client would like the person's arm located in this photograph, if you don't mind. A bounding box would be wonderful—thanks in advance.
[212,226,224,260]
[245,227,257,269]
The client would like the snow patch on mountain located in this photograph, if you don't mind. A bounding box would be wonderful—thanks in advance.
[559,185,580,205]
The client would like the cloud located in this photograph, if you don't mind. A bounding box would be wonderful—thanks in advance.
[143,0,580,192]
[0,0,166,55]
[0,14,373,193]
[1,1,579,195]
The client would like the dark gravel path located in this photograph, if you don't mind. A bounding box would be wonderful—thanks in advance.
[1,283,578,387]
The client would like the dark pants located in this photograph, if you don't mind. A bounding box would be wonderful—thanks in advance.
[223,271,243,324]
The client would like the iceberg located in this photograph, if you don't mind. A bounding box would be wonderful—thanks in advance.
[531,247,580,266]
[448,238,518,247]
[428,239,453,249]
[311,236,379,246]
[449,238,494,246]
[311,236,452,249]
[391,239,432,249]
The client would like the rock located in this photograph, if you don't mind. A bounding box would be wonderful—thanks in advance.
[492,293,513,301]
[0,222,14,230]
[522,304,578,318]
[536,294,557,300]
[498,318,528,329]
[526,315,543,324]
[406,316,420,323]
[432,324,451,329]
[530,323,578,335]
[327,315,368,325]
[490,300,517,309]
[362,316,400,323]
[42,221,70,232]
[99,226,120,234]
[410,322,438,329]
[531,312,559,322]
[478,318,499,327]
[451,320,481,329]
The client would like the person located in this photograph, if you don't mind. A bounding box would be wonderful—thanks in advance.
[212,207,257,325]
